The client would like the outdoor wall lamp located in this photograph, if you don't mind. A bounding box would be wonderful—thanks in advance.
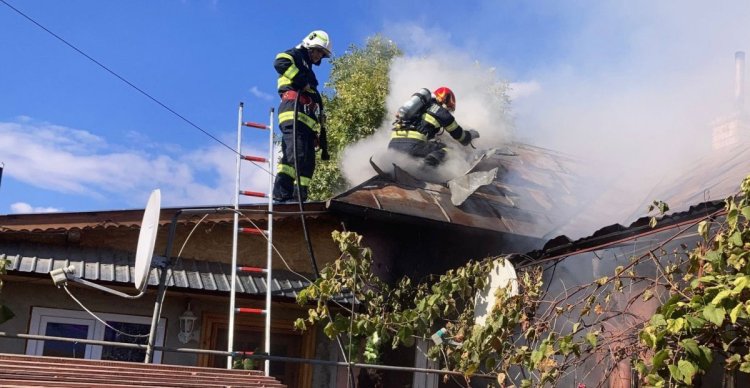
[178,302,199,344]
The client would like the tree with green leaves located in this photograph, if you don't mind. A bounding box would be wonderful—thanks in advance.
[308,35,401,200]
[0,256,13,324]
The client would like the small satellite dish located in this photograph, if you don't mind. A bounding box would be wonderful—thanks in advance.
[474,258,519,327]
[134,189,161,291]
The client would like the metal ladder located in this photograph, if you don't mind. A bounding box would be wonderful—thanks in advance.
[227,102,275,375]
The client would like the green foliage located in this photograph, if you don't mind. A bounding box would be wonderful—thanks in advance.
[295,231,585,385]
[648,200,670,228]
[0,255,12,324]
[233,357,256,370]
[308,36,402,200]
[637,175,750,387]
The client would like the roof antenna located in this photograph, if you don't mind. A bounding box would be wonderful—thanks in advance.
[49,189,162,297]
[49,189,169,363]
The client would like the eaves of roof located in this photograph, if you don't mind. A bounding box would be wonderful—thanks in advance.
[1,242,319,301]
[0,202,328,233]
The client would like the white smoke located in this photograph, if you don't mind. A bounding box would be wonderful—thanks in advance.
[340,1,750,238]
[340,36,515,187]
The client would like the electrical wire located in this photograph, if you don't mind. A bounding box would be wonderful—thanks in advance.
[0,0,238,156]
[63,285,150,338]
[58,214,210,340]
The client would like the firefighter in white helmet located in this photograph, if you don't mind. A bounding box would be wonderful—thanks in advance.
[272,30,333,202]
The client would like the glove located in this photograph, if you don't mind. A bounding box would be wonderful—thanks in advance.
[461,129,480,146]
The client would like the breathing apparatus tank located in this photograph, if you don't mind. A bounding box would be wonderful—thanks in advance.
[397,88,432,122]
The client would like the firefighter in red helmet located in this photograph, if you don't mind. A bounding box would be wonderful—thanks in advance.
[388,86,478,167]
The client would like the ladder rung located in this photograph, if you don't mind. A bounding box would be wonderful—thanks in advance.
[243,121,270,130]
[238,266,267,274]
[239,190,267,198]
[238,227,267,236]
[242,155,268,163]
[236,308,266,315]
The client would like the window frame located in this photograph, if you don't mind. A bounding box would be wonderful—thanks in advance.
[26,307,167,363]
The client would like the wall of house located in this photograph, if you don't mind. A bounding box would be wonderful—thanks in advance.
[538,222,736,388]
[0,278,191,364]
[71,217,343,275]
[341,215,541,282]
[0,272,349,388]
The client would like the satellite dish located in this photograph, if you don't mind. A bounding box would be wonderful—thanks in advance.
[474,258,519,327]
[134,189,161,291]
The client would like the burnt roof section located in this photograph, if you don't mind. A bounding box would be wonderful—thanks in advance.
[330,143,589,240]
[0,202,328,233]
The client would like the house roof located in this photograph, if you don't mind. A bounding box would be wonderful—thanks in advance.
[1,241,312,300]
[526,199,726,264]
[329,143,590,240]
[0,202,328,233]
[630,142,750,220]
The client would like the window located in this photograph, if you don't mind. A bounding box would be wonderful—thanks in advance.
[26,307,166,363]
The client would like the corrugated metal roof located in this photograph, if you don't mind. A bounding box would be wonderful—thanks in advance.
[1,242,312,299]
[330,143,588,239]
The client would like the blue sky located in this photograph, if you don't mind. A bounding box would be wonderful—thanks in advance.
[1,0,749,215]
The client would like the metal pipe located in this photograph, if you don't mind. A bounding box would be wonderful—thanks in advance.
[144,209,183,363]
[227,102,244,369]
[0,331,496,379]
[264,107,275,376]
[735,51,746,110]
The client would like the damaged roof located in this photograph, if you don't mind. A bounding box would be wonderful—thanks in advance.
[329,143,589,240]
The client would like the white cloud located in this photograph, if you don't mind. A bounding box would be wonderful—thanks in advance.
[10,202,61,214]
[249,86,274,101]
[0,118,271,209]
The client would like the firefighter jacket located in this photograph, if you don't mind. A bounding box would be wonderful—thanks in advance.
[274,46,324,132]
[394,101,471,146]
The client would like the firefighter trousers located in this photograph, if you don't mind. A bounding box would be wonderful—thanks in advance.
[273,120,317,202]
[388,138,447,167]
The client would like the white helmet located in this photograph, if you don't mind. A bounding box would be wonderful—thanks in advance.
[301,30,333,58]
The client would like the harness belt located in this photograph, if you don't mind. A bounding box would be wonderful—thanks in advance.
[281,90,314,106]
[391,130,427,141]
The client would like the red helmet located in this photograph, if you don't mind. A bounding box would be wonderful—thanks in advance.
[434,86,456,112]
